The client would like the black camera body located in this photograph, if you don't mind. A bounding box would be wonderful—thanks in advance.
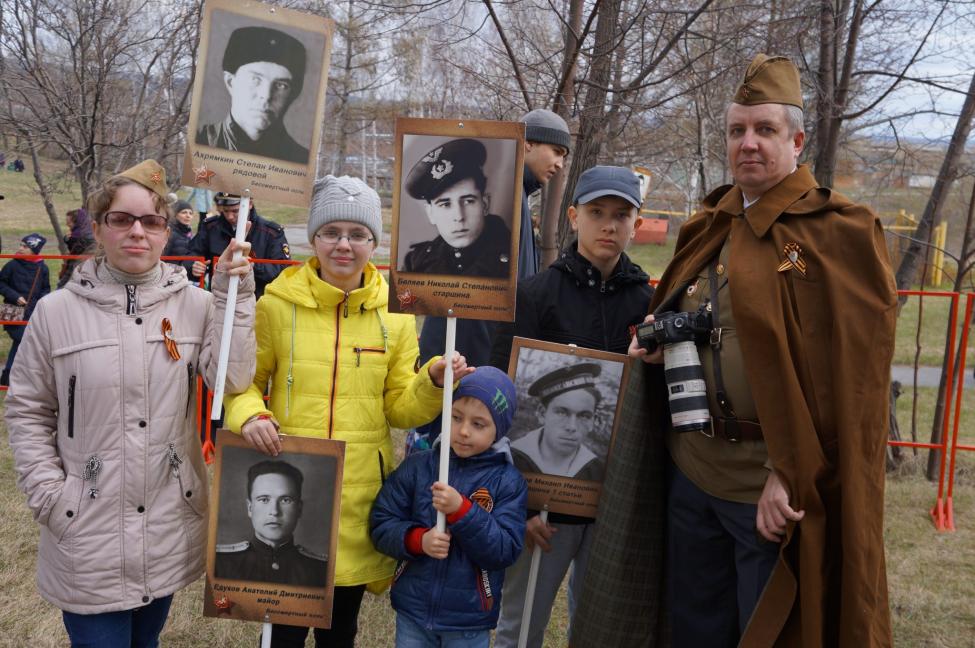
[635,303,713,353]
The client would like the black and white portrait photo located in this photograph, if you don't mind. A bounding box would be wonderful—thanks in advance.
[397,134,518,279]
[508,344,627,483]
[194,10,326,165]
[213,445,337,588]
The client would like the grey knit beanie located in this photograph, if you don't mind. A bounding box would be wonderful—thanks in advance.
[520,109,571,152]
[307,175,383,244]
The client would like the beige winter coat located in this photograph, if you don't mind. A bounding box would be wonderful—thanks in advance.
[5,259,256,614]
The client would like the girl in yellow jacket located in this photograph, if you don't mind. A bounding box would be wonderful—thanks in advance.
[225,175,471,648]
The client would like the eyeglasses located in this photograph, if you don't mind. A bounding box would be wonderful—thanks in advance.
[315,229,374,246]
[103,211,169,234]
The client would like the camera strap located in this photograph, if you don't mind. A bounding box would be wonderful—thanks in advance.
[708,260,740,439]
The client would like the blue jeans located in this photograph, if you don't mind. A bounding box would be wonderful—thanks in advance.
[62,595,173,648]
[395,615,490,648]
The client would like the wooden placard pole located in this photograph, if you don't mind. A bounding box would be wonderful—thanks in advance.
[435,313,457,533]
[209,191,250,420]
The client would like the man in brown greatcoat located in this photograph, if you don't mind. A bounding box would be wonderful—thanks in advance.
[571,54,896,647]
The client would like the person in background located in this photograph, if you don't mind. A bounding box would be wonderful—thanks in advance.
[0,233,50,386]
[371,366,527,648]
[5,159,256,647]
[57,209,96,289]
[188,186,215,226]
[163,200,197,277]
[224,175,471,648]
[190,192,290,297]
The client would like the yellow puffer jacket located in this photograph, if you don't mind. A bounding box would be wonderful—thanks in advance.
[225,259,443,588]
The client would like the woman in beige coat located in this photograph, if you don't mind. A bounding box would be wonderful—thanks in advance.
[4,160,257,647]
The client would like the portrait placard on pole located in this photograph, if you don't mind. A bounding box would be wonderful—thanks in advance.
[204,431,344,628]
[181,0,333,208]
[388,117,524,322]
[506,338,630,518]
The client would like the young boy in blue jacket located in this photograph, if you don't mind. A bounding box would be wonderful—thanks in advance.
[371,366,527,647]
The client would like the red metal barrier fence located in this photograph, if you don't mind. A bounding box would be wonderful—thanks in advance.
[1,255,972,530]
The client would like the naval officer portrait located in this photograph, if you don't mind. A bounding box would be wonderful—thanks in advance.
[400,138,512,278]
[511,363,605,481]
[215,460,328,587]
[196,25,310,164]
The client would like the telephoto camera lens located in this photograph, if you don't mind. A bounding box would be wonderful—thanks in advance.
[663,339,711,433]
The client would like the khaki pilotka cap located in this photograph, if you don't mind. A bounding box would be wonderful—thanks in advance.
[117,159,170,200]
[732,54,804,109]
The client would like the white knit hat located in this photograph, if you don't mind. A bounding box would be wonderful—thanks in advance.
[307,175,382,244]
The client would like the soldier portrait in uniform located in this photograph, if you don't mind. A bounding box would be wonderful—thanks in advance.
[397,135,518,279]
[194,11,326,164]
[183,0,333,209]
[212,444,338,588]
[506,340,628,517]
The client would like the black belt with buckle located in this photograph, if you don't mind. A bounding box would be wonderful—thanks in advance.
[707,418,764,442]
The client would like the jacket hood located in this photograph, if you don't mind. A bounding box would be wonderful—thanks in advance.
[551,241,649,288]
[265,258,389,312]
[65,258,190,313]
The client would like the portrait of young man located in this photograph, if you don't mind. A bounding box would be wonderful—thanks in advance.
[398,137,515,279]
[195,21,314,164]
[215,459,328,587]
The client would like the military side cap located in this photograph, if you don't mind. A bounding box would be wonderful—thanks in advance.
[405,138,487,201]
[214,192,241,206]
[732,54,803,109]
[528,363,601,403]
[117,159,169,200]
[223,26,306,95]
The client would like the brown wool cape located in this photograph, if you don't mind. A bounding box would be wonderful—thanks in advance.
[572,165,896,648]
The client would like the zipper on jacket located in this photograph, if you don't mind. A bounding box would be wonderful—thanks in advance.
[354,346,386,367]
[327,294,348,438]
[67,375,77,438]
[82,454,102,499]
[166,443,183,478]
[377,451,386,485]
[185,363,195,418]
[125,285,137,315]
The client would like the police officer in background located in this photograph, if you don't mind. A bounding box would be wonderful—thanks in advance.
[190,192,290,297]
[401,138,512,279]
[215,460,327,587]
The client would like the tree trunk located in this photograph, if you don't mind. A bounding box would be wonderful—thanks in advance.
[813,0,837,187]
[895,69,975,293]
[539,0,583,269]
[25,135,68,254]
[557,0,621,249]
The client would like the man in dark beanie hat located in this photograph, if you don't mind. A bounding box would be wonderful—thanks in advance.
[196,25,310,164]
[571,53,896,648]
[401,138,512,278]
[0,233,50,385]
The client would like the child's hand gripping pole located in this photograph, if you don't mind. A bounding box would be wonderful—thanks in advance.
[435,314,457,533]
[209,192,250,420]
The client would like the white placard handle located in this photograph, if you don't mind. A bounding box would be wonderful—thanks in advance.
[435,315,457,533]
[518,507,548,648]
[209,193,250,419]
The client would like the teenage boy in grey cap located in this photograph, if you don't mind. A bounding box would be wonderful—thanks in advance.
[196,26,310,164]
[490,166,653,648]
[401,138,511,278]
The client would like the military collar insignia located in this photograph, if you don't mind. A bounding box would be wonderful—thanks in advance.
[431,159,453,180]
[777,242,807,277]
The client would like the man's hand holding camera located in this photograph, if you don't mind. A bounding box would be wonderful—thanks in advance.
[629,314,663,364]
